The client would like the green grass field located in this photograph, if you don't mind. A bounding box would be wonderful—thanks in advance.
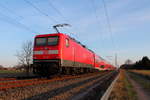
[0,70,22,74]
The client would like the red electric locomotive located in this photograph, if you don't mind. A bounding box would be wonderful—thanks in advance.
[33,32,115,76]
[33,33,96,76]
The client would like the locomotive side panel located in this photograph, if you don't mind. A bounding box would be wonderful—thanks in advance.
[60,34,95,68]
[94,55,101,70]
[60,35,75,67]
[72,41,94,68]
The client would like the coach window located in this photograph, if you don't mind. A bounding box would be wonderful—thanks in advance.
[66,38,69,47]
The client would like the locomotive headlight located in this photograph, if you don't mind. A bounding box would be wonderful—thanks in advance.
[34,51,43,54]
[48,50,58,54]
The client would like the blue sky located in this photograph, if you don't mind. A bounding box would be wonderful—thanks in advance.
[0,0,150,67]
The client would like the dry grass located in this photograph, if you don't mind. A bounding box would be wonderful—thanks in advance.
[128,71,150,92]
[130,70,150,76]
[108,70,137,100]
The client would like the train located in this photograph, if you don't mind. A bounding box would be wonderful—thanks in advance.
[32,33,116,76]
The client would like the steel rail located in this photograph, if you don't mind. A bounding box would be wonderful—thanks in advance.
[0,72,107,91]
[101,73,119,100]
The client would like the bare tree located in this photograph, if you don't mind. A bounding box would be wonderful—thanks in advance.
[0,65,4,69]
[125,59,133,65]
[16,41,33,75]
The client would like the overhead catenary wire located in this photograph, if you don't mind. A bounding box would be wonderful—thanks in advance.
[90,0,105,51]
[90,0,117,65]
[47,0,80,39]
[24,0,58,23]
[0,2,38,33]
[0,12,38,33]
[90,0,101,24]
[102,0,118,66]
[102,0,117,50]
[24,0,77,38]
[48,0,69,22]
[0,3,23,20]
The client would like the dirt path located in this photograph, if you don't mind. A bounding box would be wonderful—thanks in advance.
[126,72,150,100]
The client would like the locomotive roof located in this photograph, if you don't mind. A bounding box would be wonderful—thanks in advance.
[35,33,61,37]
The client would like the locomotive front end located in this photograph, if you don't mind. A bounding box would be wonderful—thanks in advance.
[33,34,61,76]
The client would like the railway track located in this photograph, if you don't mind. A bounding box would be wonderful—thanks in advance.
[0,78,17,81]
[0,71,107,91]
[46,71,118,100]
[0,71,117,100]
[70,71,118,100]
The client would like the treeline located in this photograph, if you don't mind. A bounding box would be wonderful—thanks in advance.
[0,65,7,70]
[0,64,28,71]
[120,56,150,70]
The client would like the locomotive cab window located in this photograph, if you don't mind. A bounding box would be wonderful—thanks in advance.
[100,65,104,68]
[48,36,59,46]
[35,38,47,46]
[66,38,69,47]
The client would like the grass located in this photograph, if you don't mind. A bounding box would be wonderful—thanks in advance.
[130,70,150,76]
[108,70,137,100]
[128,71,150,92]
[0,70,22,74]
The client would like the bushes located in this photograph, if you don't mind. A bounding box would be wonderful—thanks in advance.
[120,56,150,70]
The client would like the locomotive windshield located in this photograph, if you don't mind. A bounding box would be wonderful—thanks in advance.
[48,36,59,45]
[35,38,47,46]
[35,36,59,46]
